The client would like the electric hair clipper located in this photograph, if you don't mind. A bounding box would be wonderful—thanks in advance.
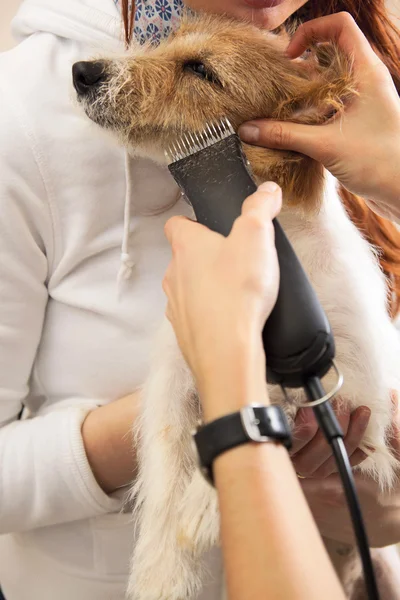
[166,118,335,389]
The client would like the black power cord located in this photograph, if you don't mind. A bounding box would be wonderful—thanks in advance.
[305,376,380,600]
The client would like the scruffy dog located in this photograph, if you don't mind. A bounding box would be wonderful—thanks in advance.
[73,14,400,600]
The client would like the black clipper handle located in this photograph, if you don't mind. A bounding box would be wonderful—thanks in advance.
[168,134,335,388]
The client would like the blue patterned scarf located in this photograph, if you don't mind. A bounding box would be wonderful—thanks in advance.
[114,0,189,45]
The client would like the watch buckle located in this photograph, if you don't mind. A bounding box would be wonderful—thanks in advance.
[240,405,270,443]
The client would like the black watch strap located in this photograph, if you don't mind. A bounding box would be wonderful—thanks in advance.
[193,404,292,484]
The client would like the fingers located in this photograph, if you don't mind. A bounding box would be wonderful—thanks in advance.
[349,449,369,469]
[229,182,282,247]
[165,182,282,250]
[342,406,371,457]
[239,120,324,160]
[286,12,379,69]
[292,408,350,477]
[304,406,371,479]
[292,427,334,478]
[290,408,318,455]
[291,400,350,465]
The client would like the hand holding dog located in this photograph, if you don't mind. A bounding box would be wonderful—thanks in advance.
[163,182,281,421]
[298,392,400,548]
[239,12,400,222]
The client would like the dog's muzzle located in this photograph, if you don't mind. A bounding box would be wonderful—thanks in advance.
[72,61,108,97]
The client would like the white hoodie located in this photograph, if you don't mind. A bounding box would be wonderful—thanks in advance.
[0,0,223,598]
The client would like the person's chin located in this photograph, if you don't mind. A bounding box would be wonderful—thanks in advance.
[236,7,289,29]
[219,0,289,29]
[186,0,307,30]
[237,0,306,30]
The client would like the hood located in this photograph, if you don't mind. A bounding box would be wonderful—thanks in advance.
[12,0,123,51]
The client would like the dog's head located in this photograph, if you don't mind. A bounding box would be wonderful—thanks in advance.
[73,14,355,211]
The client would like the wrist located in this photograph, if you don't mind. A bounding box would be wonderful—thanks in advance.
[375,139,400,216]
[196,337,270,422]
[382,178,400,220]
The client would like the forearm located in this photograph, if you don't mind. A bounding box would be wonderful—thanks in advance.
[82,392,140,493]
[214,440,346,600]
[0,406,122,534]
[199,350,345,600]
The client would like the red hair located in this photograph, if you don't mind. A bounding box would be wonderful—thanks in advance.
[121,0,400,315]
[121,0,135,47]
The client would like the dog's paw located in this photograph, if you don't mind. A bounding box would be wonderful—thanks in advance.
[129,551,204,600]
[177,470,220,553]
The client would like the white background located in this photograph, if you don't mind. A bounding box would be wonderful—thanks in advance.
[0,0,399,52]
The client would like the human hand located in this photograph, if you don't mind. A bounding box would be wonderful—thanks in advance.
[239,13,400,220]
[163,182,281,419]
[293,393,400,547]
[82,390,140,493]
[291,401,371,479]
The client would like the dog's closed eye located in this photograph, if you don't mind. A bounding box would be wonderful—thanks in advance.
[183,61,221,86]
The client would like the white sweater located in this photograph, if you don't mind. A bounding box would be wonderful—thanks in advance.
[0,0,223,598]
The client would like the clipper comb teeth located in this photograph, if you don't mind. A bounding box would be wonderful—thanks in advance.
[165,117,235,163]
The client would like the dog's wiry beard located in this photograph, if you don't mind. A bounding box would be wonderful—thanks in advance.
[80,95,126,133]
[78,62,175,161]
[78,63,132,139]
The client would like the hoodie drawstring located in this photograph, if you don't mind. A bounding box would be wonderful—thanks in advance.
[117,151,135,289]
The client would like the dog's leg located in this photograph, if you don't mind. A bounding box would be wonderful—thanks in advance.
[177,468,219,554]
[129,320,217,600]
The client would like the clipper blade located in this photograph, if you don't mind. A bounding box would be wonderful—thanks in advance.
[165,117,235,164]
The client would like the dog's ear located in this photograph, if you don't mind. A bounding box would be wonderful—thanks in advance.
[244,44,355,212]
[274,44,356,125]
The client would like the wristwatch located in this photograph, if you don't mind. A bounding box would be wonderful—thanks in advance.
[192,404,292,484]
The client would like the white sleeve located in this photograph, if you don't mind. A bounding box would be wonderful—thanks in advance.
[0,86,122,534]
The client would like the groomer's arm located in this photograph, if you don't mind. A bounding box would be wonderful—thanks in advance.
[204,373,345,600]
[163,183,345,600]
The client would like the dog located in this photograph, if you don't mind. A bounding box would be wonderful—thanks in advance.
[73,14,400,600]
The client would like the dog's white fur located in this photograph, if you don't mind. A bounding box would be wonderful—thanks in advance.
[129,172,400,600]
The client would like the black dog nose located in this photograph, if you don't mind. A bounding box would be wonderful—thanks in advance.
[72,61,107,95]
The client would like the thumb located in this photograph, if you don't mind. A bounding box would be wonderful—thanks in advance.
[241,181,282,221]
[239,120,325,162]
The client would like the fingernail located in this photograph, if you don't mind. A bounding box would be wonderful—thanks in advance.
[259,182,280,194]
[238,124,260,143]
